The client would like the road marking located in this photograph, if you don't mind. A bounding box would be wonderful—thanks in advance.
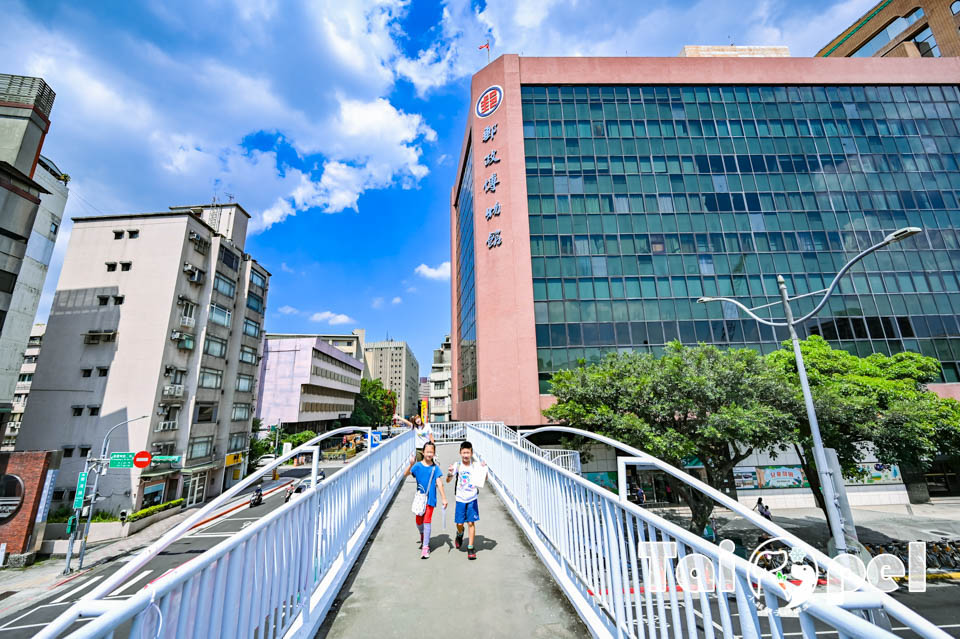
[51,576,103,604]
[241,521,253,529]
[0,603,73,629]
[0,618,92,632]
[108,570,153,596]
[189,533,234,538]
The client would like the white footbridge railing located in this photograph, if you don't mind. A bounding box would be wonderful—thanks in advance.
[468,423,949,639]
[38,427,412,639]
[38,421,947,639]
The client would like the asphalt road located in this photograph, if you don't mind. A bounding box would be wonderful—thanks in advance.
[0,464,343,638]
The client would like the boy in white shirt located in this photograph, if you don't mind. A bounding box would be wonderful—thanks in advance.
[446,440,485,560]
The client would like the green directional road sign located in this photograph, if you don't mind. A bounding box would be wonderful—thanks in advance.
[152,455,181,464]
[109,452,135,469]
[73,472,87,509]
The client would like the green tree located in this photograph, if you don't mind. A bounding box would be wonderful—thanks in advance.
[283,430,318,448]
[766,336,960,514]
[351,378,397,426]
[545,342,796,533]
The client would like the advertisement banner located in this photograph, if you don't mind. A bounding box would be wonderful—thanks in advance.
[757,465,808,489]
[420,399,428,423]
[733,467,759,490]
[851,463,902,485]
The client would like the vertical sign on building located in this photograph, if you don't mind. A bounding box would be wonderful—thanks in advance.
[477,86,504,251]
[420,399,428,423]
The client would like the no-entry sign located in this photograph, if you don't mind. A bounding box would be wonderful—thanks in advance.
[133,451,152,468]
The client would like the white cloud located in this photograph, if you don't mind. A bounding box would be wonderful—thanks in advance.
[280,262,296,274]
[278,305,300,315]
[415,261,451,281]
[310,311,355,325]
[405,285,417,293]
[393,0,879,95]
[391,296,402,305]
[372,297,385,309]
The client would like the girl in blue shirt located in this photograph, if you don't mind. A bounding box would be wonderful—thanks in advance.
[404,441,448,559]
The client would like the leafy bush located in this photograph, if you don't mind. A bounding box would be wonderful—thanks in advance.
[92,510,119,522]
[48,505,73,523]
[126,498,184,523]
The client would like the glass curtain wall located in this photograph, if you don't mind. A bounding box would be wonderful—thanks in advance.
[524,84,960,392]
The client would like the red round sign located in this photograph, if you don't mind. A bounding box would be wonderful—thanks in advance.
[133,451,152,469]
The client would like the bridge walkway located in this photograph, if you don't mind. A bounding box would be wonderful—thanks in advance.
[318,443,587,638]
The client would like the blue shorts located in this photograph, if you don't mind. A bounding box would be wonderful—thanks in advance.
[455,499,480,524]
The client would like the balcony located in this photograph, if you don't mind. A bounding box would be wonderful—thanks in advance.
[180,315,196,328]
[155,421,179,432]
[15,382,31,393]
[162,384,184,397]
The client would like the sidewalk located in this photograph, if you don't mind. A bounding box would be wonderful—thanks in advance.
[318,443,587,638]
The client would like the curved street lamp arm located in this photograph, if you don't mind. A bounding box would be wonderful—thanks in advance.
[699,296,787,327]
[794,239,888,325]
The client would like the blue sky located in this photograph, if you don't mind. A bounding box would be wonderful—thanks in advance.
[4,0,875,370]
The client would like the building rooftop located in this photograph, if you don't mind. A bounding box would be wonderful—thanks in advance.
[0,74,55,119]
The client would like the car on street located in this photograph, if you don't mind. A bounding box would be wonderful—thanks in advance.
[255,454,276,468]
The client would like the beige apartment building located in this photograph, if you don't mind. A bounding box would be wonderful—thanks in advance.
[318,329,369,378]
[16,203,269,512]
[428,335,452,423]
[363,340,419,417]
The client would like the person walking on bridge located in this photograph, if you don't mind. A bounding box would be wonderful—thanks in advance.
[447,440,486,560]
[405,441,447,559]
[395,414,435,461]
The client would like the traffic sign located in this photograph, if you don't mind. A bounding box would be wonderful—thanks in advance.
[152,455,181,463]
[109,452,135,468]
[133,451,152,468]
[73,472,87,509]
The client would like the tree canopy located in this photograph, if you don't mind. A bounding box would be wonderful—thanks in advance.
[767,336,960,510]
[544,342,796,532]
[350,378,397,427]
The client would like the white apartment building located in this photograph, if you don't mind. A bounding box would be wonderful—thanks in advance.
[16,203,269,512]
[364,340,419,417]
[3,323,44,450]
[429,335,452,423]
[257,334,363,432]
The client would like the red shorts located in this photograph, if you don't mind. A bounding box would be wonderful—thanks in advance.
[415,505,435,525]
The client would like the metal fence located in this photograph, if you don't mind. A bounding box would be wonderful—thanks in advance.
[467,423,948,639]
[39,428,412,639]
[443,421,582,475]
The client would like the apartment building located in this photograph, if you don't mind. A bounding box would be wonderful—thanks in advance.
[317,328,369,377]
[16,203,269,512]
[0,74,59,436]
[3,323,44,450]
[428,335,452,423]
[257,334,363,433]
[363,340,419,417]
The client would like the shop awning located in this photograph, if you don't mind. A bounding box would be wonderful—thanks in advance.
[182,463,219,474]
[139,468,181,479]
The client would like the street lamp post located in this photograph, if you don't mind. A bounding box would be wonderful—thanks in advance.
[697,226,921,555]
[65,415,148,573]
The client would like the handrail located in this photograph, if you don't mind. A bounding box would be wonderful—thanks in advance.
[473,423,947,639]
[519,425,947,637]
[38,425,375,638]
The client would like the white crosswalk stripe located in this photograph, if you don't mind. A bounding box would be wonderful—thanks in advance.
[108,570,154,597]
[51,576,103,604]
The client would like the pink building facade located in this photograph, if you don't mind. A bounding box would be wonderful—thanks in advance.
[451,55,960,427]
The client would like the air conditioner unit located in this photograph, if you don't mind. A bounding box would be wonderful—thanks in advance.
[183,263,196,273]
[170,330,183,340]
[189,231,200,241]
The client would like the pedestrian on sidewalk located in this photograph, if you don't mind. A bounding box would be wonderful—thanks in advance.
[753,497,773,521]
[395,414,434,461]
[404,441,447,559]
[447,441,486,560]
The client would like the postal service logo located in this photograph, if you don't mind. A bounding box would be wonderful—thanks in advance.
[476,86,503,118]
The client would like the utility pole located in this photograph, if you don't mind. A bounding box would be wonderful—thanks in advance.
[66,415,148,573]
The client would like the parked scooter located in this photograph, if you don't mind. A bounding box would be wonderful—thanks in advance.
[250,485,264,508]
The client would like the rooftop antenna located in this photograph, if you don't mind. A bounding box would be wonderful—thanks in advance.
[729,34,735,46]
[225,192,235,203]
